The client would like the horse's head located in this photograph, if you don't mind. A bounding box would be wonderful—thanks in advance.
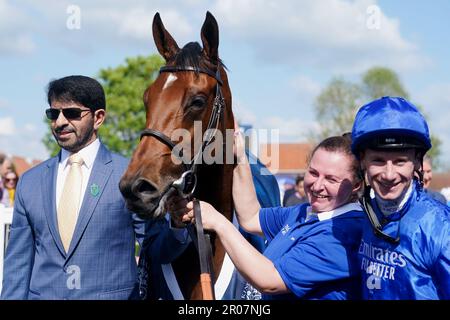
[119,12,233,219]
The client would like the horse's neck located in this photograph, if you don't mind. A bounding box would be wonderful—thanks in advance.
[196,163,234,220]
[187,163,233,299]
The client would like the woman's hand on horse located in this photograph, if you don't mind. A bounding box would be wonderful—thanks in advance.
[182,201,223,231]
[233,129,248,164]
[167,196,190,228]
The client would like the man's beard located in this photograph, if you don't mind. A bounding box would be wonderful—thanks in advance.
[53,124,95,153]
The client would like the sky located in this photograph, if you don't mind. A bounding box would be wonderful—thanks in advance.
[1,0,450,170]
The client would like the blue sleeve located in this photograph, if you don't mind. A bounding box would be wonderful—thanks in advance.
[1,178,34,300]
[132,211,148,247]
[140,215,190,265]
[434,220,450,299]
[243,150,282,252]
[133,211,189,247]
[273,224,358,298]
[247,150,281,208]
[259,206,296,242]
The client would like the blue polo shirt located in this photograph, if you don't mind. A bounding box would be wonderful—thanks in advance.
[260,202,364,300]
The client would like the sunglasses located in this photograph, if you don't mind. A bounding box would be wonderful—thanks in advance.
[45,107,92,120]
[4,178,17,182]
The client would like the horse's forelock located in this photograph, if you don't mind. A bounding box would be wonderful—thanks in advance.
[172,42,225,73]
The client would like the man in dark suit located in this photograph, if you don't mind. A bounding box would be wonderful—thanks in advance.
[1,75,187,299]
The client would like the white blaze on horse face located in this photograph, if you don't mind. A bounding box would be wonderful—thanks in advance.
[162,73,178,91]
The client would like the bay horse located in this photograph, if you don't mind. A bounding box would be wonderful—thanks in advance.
[119,12,234,300]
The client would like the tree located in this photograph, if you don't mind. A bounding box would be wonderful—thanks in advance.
[311,66,442,165]
[362,67,409,100]
[313,78,361,140]
[429,136,442,168]
[311,78,362,141]
[42,124,60,157]
[42,54,165,157]
[98,55,164,157]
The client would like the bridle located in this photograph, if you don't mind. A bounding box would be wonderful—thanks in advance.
[140,65,225,199]
[140,64,226,300]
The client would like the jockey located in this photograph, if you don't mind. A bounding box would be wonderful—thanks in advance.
[351,96,450,299]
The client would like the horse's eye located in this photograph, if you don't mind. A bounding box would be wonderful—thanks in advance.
[189,97,207,109]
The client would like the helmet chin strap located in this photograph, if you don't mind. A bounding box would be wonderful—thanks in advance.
[415,168,424,192]
[360,186,400,244]
[415,149,425,191]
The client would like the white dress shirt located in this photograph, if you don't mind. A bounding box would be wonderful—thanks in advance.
[56,139,101,216]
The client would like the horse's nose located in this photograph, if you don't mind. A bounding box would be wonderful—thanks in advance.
[119,178,138,202]
[119,177,158,202]
[131,178,159,198]
[119,177,163,218]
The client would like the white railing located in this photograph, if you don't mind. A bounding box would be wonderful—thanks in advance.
[0,207,13,295]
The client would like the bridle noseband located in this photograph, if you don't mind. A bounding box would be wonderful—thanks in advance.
[140,64,225,198]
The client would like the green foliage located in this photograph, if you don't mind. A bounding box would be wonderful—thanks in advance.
[362,67,409,100]
[42,54,165,158]
[429,136,442,167]
[312,78,362,141]
[41,118,61,157]
[311,66,442,167]
[135,241,140,257]
[98,55,165,157]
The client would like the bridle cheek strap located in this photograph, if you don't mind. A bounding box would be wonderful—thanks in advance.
[140,65,225,198]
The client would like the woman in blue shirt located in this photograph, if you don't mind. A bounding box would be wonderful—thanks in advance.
[176,133,365,299]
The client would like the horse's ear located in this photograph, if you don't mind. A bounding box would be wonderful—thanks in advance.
[201,11,219,63]
[152,12,179,61]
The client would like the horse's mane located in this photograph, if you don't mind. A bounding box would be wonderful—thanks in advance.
[171,42,226,73]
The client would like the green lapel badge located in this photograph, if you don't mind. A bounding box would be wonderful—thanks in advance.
[90,183,100,197]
